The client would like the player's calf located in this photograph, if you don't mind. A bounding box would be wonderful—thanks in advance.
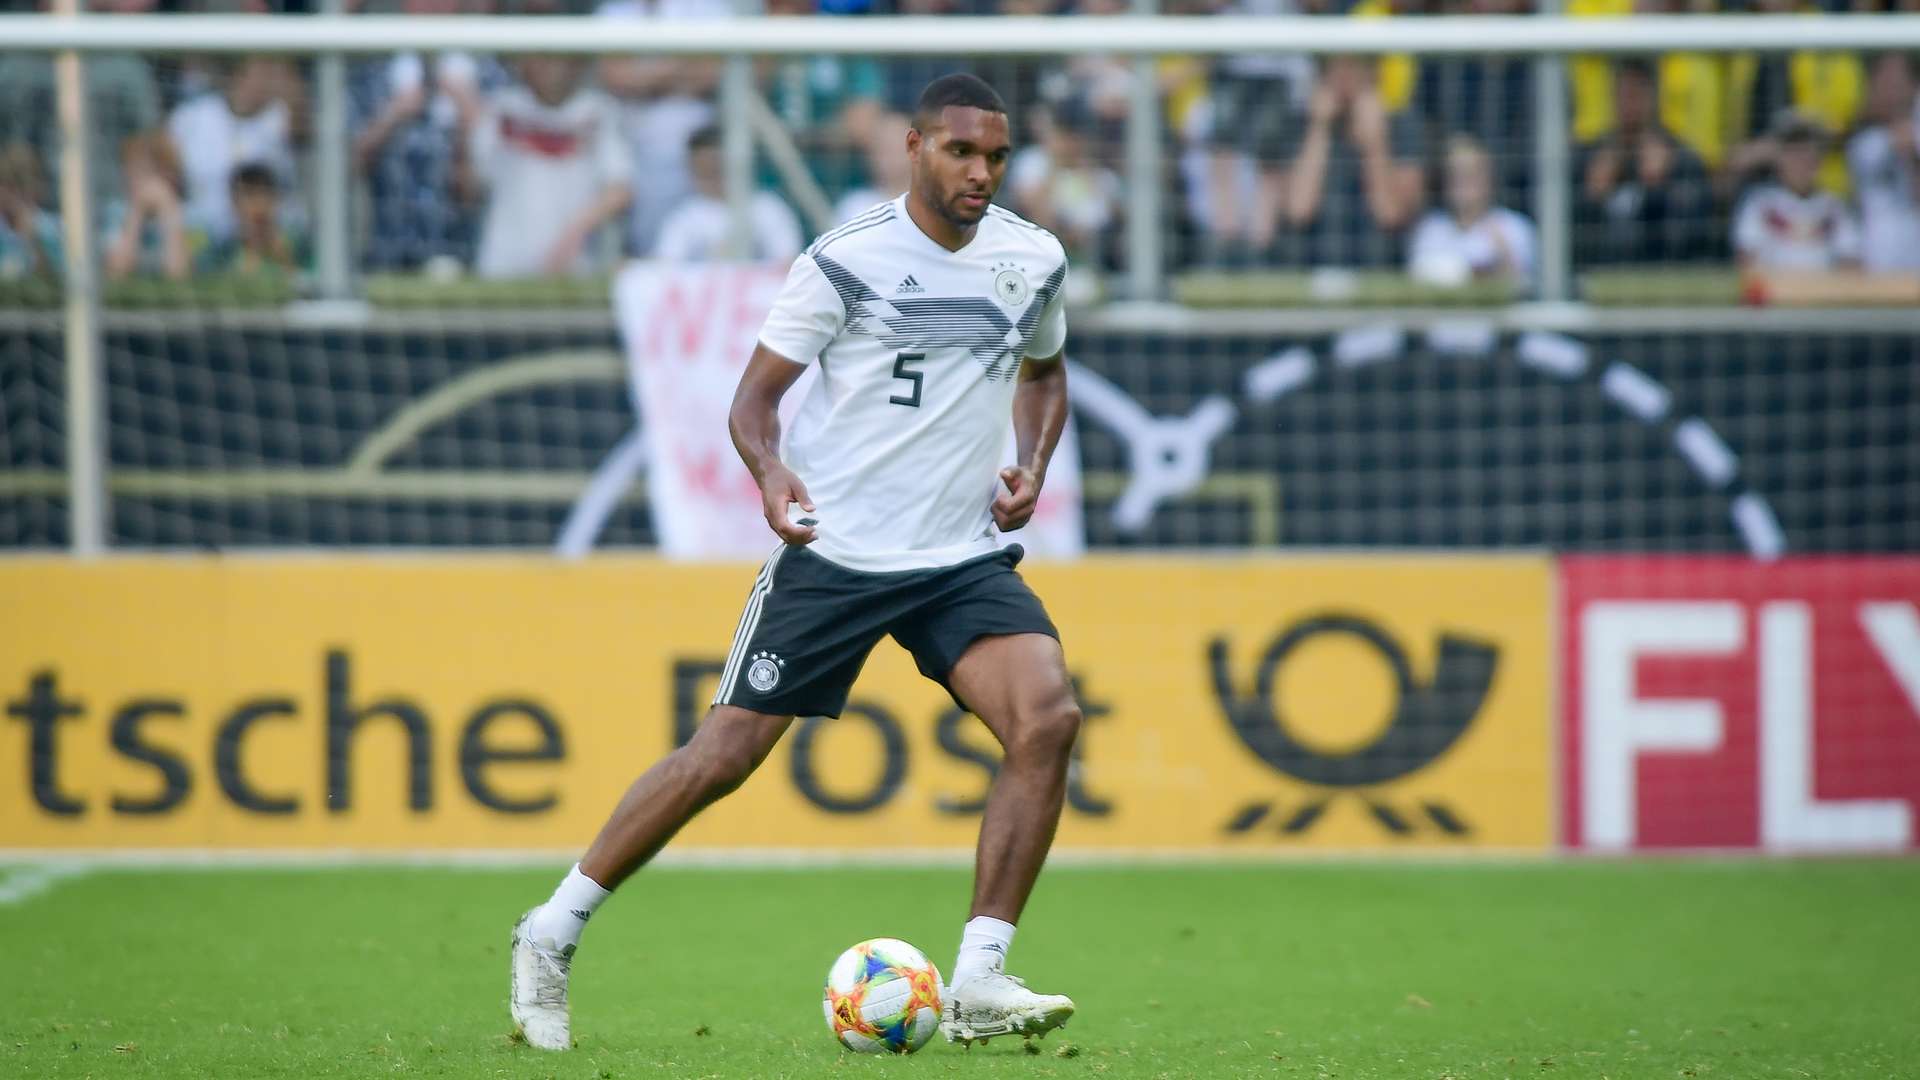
[508,708,789,1048]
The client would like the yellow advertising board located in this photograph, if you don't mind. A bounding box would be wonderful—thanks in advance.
[0,556,1551,851]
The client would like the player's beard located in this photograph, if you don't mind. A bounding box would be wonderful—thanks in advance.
[926,172,993,228]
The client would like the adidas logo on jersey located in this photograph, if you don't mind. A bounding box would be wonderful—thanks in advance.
[895,275,926,294]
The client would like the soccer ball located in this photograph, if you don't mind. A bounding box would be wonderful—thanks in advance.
[822,938,943,1054]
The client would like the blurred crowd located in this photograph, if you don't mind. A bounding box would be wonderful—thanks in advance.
[1,0,1917,295]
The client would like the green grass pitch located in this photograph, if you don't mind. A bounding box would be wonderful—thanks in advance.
[2,859,1915,1078]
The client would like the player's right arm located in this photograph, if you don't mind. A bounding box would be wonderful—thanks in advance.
[733,252,846,546]
[729,346,816,546]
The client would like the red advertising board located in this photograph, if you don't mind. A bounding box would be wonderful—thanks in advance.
[1561,557,1920,852]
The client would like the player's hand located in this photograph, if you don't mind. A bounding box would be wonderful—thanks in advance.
[992,466,1042,533]
[760,464,817,545]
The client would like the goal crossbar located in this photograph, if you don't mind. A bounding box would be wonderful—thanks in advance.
[4,13,1920,57]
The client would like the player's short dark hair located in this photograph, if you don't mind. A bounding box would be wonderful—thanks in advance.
[688,125,723,153]
[913,73,1008,131]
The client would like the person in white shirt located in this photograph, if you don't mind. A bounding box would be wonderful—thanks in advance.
[594,0,728,256]
[467,55,633,279]
[510,74,1080,1057]
[1407,133,1538,288]
[1845,52,1920,274]
[1733,112,1862,272]
[167,57,300,244]
[1006,97,1124,266]
[651,126,804,262]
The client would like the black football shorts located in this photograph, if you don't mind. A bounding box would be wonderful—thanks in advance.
[711,543,1058,718]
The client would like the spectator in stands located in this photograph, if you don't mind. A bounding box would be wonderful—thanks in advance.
[1722,0,1863,197]
[1157,0,1223,268]
[595,0,727,256]
[1201,0,1314,260]
[1007,97,1123,268]
[1846,52,1920,272]
[1284,54,1426,268]
[761,0,886,201]
[1574,58,1712,263]
[468,54,632,279]
[1413,0,1535,209]
[653,125,804,262]
[349,0,503,271]
[202,163,306,275]
[879,0,1018,130]
[0,0,162,222]
[1407,133,1537,288]
[168,57,304,245]
[1570,0,1730,178]
[103,132,191,281]
[1733,111,1860,271]
[0,142,61,280]
[832,111,912,224]
[1061,0,1135,146]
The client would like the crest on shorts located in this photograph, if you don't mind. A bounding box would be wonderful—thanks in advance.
[992,263,1030,307]
[747,651,786,693]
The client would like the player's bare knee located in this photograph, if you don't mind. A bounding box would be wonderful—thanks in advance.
[682,725,763,799]
[1008,697,1081,764]
[692,735,762,798]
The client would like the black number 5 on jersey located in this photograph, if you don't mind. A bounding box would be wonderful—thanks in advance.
[889,352,925,408]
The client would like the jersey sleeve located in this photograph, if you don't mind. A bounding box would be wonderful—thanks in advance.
[757,253,845,366]
[1023,257,1070,360]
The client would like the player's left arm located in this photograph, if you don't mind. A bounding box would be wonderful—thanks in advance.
[996,253,1070,533]
[996,350,1067,533]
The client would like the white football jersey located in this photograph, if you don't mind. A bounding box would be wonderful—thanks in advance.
[756,194,1069,573]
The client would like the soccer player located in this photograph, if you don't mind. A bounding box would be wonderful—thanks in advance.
[510,73,1079,1052]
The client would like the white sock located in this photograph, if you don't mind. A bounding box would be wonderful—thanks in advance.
[950,915,1016,987]
[527,864,610,953]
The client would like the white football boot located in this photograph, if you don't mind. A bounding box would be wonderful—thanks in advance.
[508,911,573,1051]
[940,970,1075,1047]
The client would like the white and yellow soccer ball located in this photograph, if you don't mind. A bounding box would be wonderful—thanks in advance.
[822,938,944,1054]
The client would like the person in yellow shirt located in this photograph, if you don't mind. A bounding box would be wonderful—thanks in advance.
[1574,0,1862,194]
[1571,0,1731,171]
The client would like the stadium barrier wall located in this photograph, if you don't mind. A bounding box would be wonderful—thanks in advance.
[0,556,1554,853]
[8,555,1915,854]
